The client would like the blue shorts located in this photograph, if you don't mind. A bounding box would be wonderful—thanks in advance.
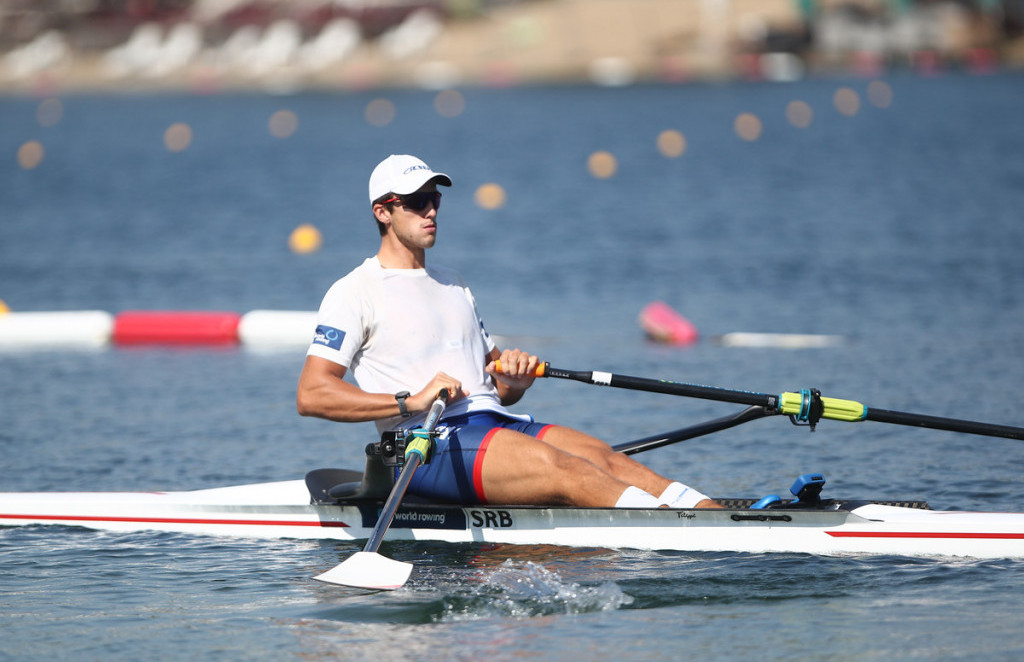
[401,411,553,504]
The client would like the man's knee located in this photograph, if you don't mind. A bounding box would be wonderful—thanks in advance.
[510,439,602,484]
[545,448,597,476]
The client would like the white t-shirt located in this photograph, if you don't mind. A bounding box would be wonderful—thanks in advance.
[307,256,519,432]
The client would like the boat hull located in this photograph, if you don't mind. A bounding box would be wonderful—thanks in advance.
[2,480,1023,559]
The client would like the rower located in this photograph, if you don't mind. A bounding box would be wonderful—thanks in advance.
[297,154,721,510]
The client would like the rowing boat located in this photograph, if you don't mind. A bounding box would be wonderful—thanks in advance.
[2,468,1023,560]
[5,364,1024,589]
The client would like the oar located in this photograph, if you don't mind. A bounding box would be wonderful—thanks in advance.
[314,389,449,590]
[507,362,1024,441]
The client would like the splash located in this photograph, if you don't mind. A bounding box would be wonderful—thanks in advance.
[438,560,633,621]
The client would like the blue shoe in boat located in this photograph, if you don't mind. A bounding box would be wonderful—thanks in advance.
[750,495,782,510]
[790,473,826,505]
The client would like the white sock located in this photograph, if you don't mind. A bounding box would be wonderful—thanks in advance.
[658,481,688,503]
[614,486,663,508]
[670,485,711,509]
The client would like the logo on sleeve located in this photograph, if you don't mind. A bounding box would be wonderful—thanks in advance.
[312,325,345,350]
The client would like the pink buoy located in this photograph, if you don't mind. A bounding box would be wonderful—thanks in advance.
[638,301,698,346]
[113,311,241,346]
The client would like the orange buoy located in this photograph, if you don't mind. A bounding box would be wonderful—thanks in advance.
[638,301,698,346]
[113,311,241,345]
[289,224,322,254]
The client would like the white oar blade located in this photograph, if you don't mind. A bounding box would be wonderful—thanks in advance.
[313,551,413,590]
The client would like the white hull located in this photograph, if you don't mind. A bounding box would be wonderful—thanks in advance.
[2,479,1024,559]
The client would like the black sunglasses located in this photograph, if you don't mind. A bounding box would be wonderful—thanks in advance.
[380,191,442,212]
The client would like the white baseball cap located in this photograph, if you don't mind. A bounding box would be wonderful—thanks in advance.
[368,154,452,203]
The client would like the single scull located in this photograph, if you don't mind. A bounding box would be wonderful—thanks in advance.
[1,467,1023,560]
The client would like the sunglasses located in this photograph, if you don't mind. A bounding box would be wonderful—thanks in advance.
[380,191,442,212]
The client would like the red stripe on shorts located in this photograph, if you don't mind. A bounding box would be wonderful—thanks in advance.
[535,424,556,440]
[473,428,501,503]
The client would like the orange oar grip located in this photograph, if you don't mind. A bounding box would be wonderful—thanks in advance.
[493,360,547,377]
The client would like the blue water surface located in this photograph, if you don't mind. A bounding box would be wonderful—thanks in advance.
[2,72,1024,660]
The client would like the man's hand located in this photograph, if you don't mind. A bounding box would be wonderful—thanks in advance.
[486,348,540,392]
[410,372,468,414]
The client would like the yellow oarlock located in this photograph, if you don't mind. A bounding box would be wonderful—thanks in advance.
[779,391,867,422]
[404,429,435,464]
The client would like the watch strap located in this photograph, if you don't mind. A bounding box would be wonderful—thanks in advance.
[395,391,411,417]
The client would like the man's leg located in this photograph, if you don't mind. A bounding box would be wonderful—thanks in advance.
[534,425,673,496]
[535,426,722,509]
[477,429,646,507]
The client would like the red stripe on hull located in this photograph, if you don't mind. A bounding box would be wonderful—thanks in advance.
[0,513,349,528]
[827,531,1024,540]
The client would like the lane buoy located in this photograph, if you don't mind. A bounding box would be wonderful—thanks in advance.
[238,310,316,347]
[638,301,698,346]
[715,332,845,349]
[0,311,113,348]
[113,311,241,345]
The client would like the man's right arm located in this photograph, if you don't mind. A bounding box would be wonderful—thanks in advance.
[296,356,468,422]
[296,356,404,422]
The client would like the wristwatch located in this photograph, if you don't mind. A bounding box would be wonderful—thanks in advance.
[395,391,411,418]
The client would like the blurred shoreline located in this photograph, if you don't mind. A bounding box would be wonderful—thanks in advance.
[3,0,1023,95]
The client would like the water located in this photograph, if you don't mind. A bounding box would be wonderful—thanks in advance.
[3,72,1024,660]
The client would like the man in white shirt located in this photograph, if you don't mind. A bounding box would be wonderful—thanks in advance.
[297,154,718,509]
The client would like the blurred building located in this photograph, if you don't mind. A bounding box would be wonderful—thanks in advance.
[0,0,1020,92]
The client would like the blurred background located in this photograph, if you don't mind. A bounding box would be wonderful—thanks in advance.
[2,0,1022,93]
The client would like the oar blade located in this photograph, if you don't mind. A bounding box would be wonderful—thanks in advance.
[314,551,413,590]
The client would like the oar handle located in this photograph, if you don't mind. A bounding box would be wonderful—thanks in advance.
[492,360,547,377]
